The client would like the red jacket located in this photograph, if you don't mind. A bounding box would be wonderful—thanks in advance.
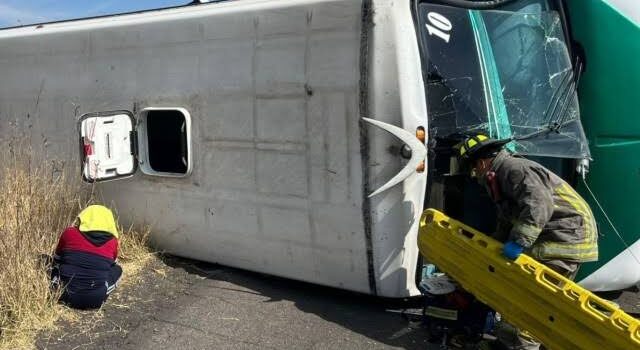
[55,227,118,261]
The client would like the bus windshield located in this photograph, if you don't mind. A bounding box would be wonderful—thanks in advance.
[418,2,590,159]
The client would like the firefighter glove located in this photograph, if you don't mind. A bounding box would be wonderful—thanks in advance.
[503,241,524,260]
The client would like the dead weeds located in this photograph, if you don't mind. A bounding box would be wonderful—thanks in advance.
[0,144,154,349]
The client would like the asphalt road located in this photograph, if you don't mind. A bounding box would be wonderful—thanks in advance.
[37,256,438,350]
[36,256,639,350]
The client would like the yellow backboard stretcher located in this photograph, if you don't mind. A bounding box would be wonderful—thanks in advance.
[418,209,640,350]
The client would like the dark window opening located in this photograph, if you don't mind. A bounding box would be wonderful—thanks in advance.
[146,110,188,174]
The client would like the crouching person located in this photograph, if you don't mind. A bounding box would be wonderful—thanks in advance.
[51,205,122,309]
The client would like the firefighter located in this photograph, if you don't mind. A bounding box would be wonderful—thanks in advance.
[455,135,598,350]
[51,205,122,309]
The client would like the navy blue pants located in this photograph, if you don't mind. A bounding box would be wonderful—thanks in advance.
[52,263,122,309]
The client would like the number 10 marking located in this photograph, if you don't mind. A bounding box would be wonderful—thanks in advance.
[425,12,452,43]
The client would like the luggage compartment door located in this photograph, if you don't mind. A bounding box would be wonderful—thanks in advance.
[79,110,137,182]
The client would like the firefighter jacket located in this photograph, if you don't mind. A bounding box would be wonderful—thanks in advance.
[485,150,598,263]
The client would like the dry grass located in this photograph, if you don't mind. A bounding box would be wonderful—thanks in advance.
[0,146,154,349]
[117,224,155,286]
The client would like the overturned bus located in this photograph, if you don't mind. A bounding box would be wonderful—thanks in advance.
[0,0,637,296]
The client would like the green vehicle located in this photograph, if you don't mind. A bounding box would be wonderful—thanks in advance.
[408,0,639,291]
[567,0,639,290]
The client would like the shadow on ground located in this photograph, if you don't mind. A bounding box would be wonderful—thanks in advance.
[38,254,436,350]
[36,254,640,350]
[159,255,433,349]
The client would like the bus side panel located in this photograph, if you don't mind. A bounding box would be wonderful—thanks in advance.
[0,0,374,294]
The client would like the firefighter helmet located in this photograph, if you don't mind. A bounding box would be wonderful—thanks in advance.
[456,134,510,161]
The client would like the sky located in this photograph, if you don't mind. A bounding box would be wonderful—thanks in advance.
[0,1,191,28]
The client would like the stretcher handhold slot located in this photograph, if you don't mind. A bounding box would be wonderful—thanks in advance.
[612,312,631,330]
[523,264,537,277]
[461,229,474,240]
[423,212,434,224]
[537,269,563,291]
[564,287,581,302]
[585,297,615,319]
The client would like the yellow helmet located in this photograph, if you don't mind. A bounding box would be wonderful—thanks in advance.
[456,134,509,160]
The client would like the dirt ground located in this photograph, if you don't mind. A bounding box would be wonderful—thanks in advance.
[36,256,639,350]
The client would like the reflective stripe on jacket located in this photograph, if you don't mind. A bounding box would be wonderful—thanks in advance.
[488,150,598,263]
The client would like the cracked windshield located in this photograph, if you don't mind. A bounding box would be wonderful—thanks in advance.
[419,4,590,159]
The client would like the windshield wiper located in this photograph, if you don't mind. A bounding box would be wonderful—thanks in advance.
[543,68,574,126]
[550,57,584,132]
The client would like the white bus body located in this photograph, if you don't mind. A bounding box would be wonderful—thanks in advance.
[0,0,427,297]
